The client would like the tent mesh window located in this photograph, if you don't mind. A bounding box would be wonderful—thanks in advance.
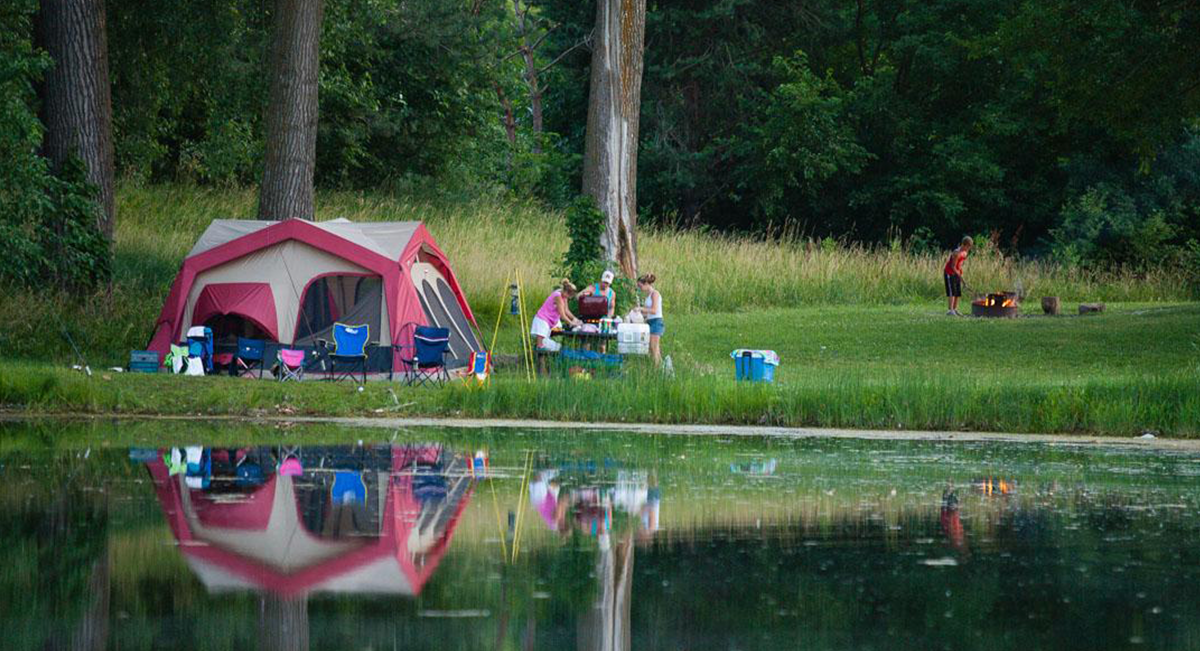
[295,275,383,344]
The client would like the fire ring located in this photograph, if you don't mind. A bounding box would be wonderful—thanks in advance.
[972,292,1020,318]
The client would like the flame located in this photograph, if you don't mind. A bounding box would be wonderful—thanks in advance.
[975,294,1016,308]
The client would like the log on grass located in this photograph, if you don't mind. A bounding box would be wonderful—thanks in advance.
[1078,303,1106,315]
[1041,296,1060,315]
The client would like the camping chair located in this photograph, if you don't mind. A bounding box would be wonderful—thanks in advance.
[277,348,306,382]
[397,326,450,387]
[464,351,491,387]
[186,326,214,374]
[166,344,190,374]
[235,337,266,378]
[327,323,369,384]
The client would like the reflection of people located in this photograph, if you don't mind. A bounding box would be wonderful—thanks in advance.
[940,489,967,555]
[531,279,582,351]
[529,467,660,540]
[578,270,617,318]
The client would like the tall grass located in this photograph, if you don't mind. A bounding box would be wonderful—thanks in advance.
[0,183,1191,364]
[2,361,1197,436]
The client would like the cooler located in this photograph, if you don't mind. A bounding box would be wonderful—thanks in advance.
[731,349,779,383]
[617,323,650,355]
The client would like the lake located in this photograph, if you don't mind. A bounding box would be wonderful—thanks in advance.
[2,419,1199,650]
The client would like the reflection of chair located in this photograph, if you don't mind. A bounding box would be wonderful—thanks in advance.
[331,471,366,504]
[396,325,450,387]
[327,323,369,384]
[277,348,306,382]
[236,337,266,378]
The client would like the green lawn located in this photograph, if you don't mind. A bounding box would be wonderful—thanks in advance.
[4,303,1198,437]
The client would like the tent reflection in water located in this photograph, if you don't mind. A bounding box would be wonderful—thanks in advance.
[145,445,473,598]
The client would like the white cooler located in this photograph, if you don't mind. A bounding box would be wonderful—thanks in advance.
[616,323,650,355]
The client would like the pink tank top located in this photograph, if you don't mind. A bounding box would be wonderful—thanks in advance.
[535,290,563,325]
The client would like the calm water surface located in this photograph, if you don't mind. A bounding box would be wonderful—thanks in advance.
[2,420,1199,650]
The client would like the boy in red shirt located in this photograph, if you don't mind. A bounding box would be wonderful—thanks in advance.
[944,236,973,316]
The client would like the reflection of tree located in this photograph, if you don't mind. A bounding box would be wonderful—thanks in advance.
[0,484,109,651]
[260,594,309,651]
[578,533,634,651]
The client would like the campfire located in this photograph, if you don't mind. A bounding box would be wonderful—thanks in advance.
[971,292,1020,318]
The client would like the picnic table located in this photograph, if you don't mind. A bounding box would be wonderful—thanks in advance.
[551,329,617,352]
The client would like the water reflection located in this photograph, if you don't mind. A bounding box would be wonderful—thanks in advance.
[3,426,1200,650]
[141,444,474,597]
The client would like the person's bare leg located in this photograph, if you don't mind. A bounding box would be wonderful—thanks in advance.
[650,335,661,365]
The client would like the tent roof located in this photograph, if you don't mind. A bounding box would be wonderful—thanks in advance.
[188,219,423,260]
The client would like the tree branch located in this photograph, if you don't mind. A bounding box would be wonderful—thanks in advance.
[539,30,593,75]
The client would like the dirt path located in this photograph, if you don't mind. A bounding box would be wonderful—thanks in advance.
[300,416,1200,451]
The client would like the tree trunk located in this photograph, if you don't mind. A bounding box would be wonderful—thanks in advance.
[582,0,646,280]
[258,0,324,221]
[513,0,543,151]
[37,0,116,241]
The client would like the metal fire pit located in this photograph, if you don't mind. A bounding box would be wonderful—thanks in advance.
[972,292,1020,318]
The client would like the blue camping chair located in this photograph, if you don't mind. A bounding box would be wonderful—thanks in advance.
[235,337,266,378]
[396,325,450,387]
[185,326,214,374]
[326,323,369,384]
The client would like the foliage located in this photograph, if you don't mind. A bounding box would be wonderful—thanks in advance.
[557,195,608,288]
[0,0,111,290]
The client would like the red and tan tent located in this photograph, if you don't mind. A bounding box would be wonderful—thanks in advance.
[148,218,482,370]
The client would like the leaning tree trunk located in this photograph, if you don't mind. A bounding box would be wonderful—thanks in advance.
[258,0,324,221]
[582,0,646,280]
[37,0,116,241]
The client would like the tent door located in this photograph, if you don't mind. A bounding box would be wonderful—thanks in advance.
[409,263,481,367]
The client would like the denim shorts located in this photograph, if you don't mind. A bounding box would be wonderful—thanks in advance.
[647,317,665,335]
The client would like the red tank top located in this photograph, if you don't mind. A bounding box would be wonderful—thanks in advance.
[944,249,966,275]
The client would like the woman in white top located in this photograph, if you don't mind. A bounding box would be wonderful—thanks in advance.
[635,273,664,365]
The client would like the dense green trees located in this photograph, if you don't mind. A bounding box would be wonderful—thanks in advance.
[3,0,1198,285]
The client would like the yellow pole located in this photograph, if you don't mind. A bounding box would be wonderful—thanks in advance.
[488,272,510,355]
[489,477,509,563]
[516,270,534,381]
[511,450,534,563]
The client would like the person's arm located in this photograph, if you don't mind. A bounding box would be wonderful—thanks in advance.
[555,294,580,326]
[607,291,616,318]
[651,291,661,317]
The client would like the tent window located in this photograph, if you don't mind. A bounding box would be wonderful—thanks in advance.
[295,274,384,344]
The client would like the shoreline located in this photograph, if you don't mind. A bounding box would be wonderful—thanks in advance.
[5,412,1200,451]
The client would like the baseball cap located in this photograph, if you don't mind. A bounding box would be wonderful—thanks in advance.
[601,270,615,284]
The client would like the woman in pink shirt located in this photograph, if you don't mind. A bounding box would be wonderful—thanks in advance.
[531,279,582,350]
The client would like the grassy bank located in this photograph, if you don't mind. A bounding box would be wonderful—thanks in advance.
[0,184,1191,364]
[4,303,1198,436]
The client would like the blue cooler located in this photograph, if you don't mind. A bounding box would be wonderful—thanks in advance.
[732,349,778,383]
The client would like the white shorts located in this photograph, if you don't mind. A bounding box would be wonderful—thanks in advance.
[530,316,554,341]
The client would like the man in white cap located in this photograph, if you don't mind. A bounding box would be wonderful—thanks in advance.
[578,269,617,318]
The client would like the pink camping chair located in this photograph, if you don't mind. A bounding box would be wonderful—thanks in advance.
[277,348,306,382]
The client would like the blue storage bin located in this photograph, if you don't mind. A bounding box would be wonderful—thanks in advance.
[732,349,778,383]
